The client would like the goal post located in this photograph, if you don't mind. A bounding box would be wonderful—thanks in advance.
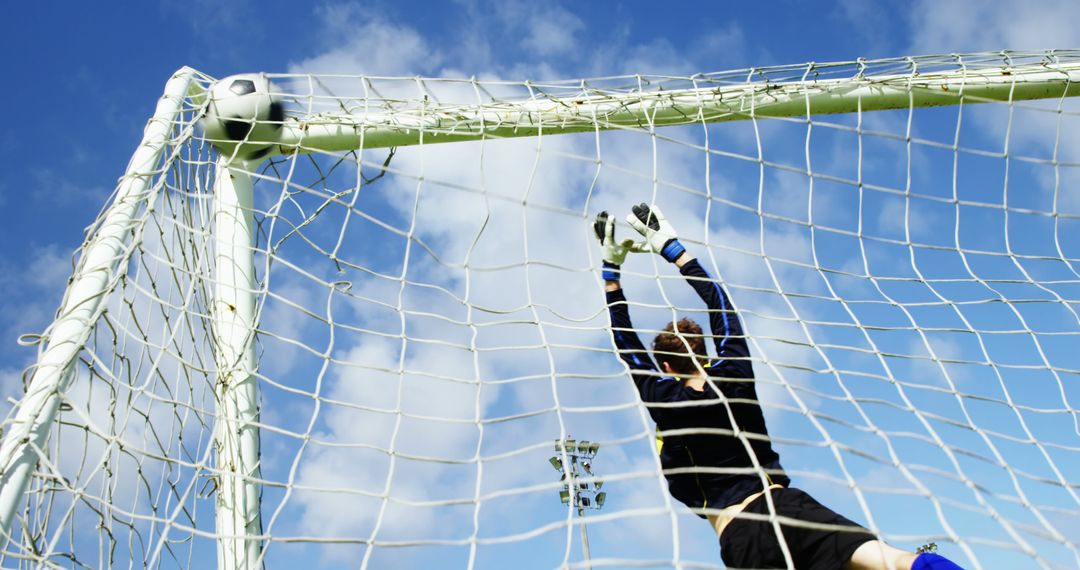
[0,66,200,537]
[2,51,1079,569]
[211,156,264,570]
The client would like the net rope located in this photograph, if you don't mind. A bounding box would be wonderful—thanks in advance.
[1,51,1079,569]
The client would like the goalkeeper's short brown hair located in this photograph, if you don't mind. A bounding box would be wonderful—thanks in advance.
[652,318,708,376]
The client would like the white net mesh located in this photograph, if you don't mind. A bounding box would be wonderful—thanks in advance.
[2,51,1079,569]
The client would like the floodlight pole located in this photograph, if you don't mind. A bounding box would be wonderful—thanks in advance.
[578,502,592,570]
[212,157,264,570]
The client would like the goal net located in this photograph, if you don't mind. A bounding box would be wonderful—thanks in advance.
[1,51,1078,569]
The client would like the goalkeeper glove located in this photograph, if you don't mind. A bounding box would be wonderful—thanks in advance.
[594,210,642,280]
[625,203,685,263]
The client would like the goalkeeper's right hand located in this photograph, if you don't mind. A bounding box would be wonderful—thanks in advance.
[625,203,685,263]
[594,211,642,281]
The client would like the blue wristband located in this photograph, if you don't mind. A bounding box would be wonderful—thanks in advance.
[602,261,621,281]
[660,239,685,263]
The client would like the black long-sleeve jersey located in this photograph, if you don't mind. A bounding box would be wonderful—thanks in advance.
[607,258,789,516]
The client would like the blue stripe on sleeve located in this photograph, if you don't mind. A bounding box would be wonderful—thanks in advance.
[701,265,731,351]
[614,331,644,367]
[714,282,730,350]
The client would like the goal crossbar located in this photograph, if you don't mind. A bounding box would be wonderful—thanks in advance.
[274,56,1080,153]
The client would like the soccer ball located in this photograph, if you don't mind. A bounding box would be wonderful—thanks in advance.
[201,73,284,161]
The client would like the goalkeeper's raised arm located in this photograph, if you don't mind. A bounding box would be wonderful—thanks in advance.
[624,203,753,385]
[594,210,680,409]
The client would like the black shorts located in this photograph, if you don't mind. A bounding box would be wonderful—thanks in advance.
[719,487,876,570]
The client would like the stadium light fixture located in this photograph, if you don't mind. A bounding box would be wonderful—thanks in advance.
[549,436,606,569]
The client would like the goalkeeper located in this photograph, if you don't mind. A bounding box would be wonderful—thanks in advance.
[596,204,963,570]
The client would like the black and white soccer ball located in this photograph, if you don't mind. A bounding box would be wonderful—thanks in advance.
[202,74,284,161]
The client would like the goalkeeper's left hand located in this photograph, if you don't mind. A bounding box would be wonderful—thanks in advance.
[625,203,685,263]
[594,211,642,280]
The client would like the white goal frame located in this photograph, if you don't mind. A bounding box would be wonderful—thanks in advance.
[2,51,1079,568]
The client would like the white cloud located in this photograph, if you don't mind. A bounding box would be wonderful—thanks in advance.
[0,244,74,389]
[835,0,893,57]
[258,276,320,377]
[904,0,1080,221]
[0,367,25,409]
[290,336,486,559]
[1,213,221,564]
[908,0,1080,53]
[31,168,109,205]
[510,3,585,57]
[25,244,72,290]
[289,4,441,78]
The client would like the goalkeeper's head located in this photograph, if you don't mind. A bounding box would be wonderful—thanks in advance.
[652,318,709,377]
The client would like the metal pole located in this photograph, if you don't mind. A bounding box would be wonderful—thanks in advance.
[571,453,592,570]
[0,68,197,541]
[578,506,592,570]
[212,157,263,570]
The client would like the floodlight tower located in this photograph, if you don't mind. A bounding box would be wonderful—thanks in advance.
[550,437,606,569]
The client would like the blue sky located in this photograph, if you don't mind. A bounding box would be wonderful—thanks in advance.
[1,2,1079,569]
